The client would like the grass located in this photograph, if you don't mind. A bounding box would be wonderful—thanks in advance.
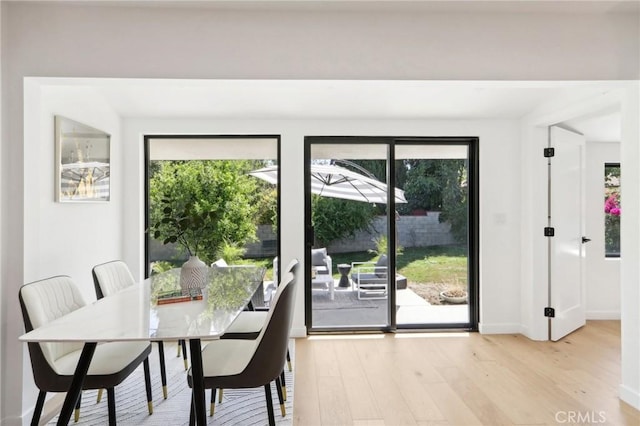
[153,245,467,286]
[330,245,468,285]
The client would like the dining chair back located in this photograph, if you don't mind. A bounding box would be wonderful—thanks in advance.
[92,260,135,299]
[188,269,298,425]
[19,275,153,425]
[92,260,185,399]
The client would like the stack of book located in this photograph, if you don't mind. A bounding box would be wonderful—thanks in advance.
[157,289,203,305]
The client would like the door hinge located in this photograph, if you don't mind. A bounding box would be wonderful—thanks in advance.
[544,147,555,158]
[544,307,555,318]
[544,227,555,237]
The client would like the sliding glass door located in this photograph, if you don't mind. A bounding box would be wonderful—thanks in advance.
[305,137,478,332]
[306,142,392,330]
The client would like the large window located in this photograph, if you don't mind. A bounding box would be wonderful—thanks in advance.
[604,163,620,257]
[145,136,280,303]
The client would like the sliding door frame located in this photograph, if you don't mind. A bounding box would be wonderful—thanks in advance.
[304,136,479,333]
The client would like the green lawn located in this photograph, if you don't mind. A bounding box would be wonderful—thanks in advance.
[153,245,467,286]
[329,245,468,285]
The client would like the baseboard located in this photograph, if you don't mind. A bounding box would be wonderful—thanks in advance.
[290,326,307,338]
[478,323,521,334]
[619,384,640,410]
[586,311,621,320]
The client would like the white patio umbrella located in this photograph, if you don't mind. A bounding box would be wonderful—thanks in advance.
[249,164,407,204]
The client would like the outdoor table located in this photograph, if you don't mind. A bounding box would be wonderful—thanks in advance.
[337,263,352,288]
[19,265,265,426]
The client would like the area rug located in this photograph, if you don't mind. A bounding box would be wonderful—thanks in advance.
[312,289,386,310]
[47,341,294,425]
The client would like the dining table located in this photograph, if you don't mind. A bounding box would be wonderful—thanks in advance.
[19,265,266,425]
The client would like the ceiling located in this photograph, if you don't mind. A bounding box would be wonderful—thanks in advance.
[83,79,622,142]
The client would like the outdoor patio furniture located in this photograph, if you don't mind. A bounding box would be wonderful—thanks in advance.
[351,254,408,300]
[311,247,332,276]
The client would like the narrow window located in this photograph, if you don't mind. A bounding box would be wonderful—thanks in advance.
[604,163,620,257]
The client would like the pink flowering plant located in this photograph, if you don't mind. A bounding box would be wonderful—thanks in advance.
[604,190,620,255]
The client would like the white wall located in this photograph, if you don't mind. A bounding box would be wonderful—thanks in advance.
[2,2,639,423]
[619,85,640,409]
[19,81,124,419]
[122,116,523,338]
[585,142,621,320]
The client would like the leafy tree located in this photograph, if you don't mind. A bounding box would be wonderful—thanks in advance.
[438,160,468,243]
[149,160,258,264]
[311,195,376,247]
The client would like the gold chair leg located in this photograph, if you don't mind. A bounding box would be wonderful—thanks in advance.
[280,403,286,417]
[287,360,292,372]
[96,388,103,403]
[74,408,80,423]
[282,385,287,401]
[218,388,223,403]
[210,402,215,417]
[162,385,168,400]
[148,401,153,415]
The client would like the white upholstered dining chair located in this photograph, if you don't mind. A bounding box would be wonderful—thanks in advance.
[19,275,153,425]
[92,259,188,399]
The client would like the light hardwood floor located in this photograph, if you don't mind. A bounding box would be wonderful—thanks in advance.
[293,321,639,425]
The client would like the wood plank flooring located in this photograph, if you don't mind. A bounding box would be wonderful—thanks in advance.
[293,321,639,425]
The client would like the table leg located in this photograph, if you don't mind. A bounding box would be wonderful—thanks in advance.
[189,339,206,425]
[57,342,97,426]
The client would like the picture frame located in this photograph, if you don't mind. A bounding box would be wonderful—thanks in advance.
[55,116,111,202]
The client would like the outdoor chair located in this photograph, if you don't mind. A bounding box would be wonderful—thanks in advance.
[351,254,407,300]
[19,275,153,425]
[187,269,297,426]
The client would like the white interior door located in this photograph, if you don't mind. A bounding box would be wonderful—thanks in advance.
[549,126,586,341]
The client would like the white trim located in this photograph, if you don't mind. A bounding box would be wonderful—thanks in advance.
[290,327,307,338]
[619,384,640,410]
[586,311,621,320]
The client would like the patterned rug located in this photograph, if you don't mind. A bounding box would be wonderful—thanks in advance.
[47,341,294,425]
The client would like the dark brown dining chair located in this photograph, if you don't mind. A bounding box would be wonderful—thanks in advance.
[217,258,299,404]
[19,275,153,425]
[187,267,298,426]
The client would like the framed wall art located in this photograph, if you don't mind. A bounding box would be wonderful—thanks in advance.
[55,116,111,202]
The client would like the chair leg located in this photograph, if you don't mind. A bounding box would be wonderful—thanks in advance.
[157,341,168,399]
[218,388,223,403]
[31,390,46,426]
[177,340,182,357]
[143,357,153,414]
[275,377,286,417]
[210,388,216,417]
[280,370,287,401]
[107,388,116,426]
[181,339,189,370]
[286,348,292,372]
[74,392,81,422]
[96,388,103,403]
[263,384,276,426]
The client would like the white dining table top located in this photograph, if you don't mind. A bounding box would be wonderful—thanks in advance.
[19,266,265,343]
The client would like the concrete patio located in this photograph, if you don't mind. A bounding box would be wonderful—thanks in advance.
[311,284,469,328]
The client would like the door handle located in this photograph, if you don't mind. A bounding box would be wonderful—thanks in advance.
[582,237,591,244]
